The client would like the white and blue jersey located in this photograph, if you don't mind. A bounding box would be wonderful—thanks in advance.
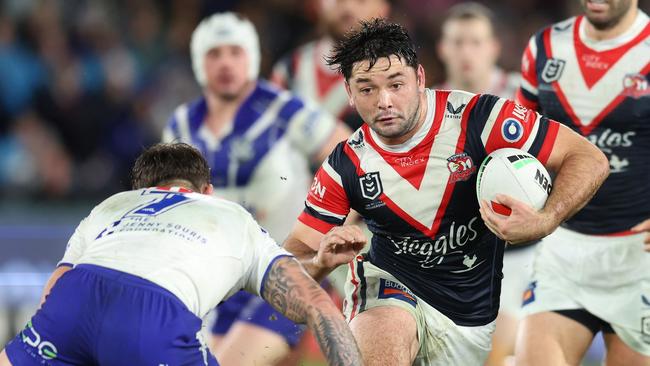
[162,80,337,344]
[162,80,337,241]
[4,187,292,365]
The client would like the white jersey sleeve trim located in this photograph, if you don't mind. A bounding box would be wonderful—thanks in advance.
[520,113,542,153]
[305,200,347,220]
[321,159,343,187]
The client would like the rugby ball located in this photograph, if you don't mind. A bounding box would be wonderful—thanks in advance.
[476,148,552,216]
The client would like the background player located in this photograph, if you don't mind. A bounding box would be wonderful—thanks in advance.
[436,2,520,97]
[0,142,363,366]
[436,3,531,365]
[283,19,609,366]
[515,0,650,365]
[271,0,390,130]
[162,12,350,366]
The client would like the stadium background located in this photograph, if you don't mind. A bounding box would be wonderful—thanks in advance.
[0,0,648,364]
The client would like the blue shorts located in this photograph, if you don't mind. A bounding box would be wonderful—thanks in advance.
[5,264,219,366]
[211,291,305,347]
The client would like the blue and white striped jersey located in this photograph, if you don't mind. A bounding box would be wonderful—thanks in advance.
[163,81,337,241]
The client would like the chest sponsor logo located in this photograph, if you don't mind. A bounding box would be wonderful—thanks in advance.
[581,54,609,70]
[388,217,480,269]
[541,58,566,83]
[622,73,650,99]
[447,153,476,183]
[359,172,383,200]
[394,155,426,168]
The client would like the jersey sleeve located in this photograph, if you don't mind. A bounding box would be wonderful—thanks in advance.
[470,95,560,165]
[286,102,337,158]
[298,143,351,233]
[240,213,294,297]
[57,215,93,267]
[516,34,540,110]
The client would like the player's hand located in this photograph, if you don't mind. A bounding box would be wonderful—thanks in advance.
[631,219,650,252]
[313,226,366,270]
[479,194,556,244]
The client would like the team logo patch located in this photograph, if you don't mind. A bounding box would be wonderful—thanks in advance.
[541,58,566,83]
[622,73,650,99]
[502,118,524,143]
[522,281,537,306]
[359,172,383,200]
[378,279,417,307]
[447,153,476,183]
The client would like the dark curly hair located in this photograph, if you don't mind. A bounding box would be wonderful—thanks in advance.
[326,18,418,81]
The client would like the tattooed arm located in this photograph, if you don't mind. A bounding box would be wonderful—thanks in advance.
[262,256,363,366]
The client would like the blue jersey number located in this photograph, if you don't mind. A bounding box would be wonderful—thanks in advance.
[96,190,192,240]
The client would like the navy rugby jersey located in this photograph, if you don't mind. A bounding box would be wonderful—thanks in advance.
[517,12,650,234]
[300,88,559,325]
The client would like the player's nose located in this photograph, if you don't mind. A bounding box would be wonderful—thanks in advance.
[377,89,393,109]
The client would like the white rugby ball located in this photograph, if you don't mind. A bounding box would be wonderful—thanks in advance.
[476,148,552,216]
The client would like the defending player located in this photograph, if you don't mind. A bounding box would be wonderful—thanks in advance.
[515,0,650,364]
[271,0,390,130]
[282,19,609,365]
[162,13,350,366]
[0,143,363,366]
[436,3,531,365]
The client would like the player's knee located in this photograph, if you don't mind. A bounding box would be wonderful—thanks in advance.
[350,306,418,366]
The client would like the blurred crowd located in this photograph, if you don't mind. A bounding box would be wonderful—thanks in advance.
[0,0,644,200]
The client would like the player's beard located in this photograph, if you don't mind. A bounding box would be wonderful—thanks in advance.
[370,96,421,140]
[581,0,632,30]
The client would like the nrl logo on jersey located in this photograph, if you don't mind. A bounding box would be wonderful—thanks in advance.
[359,172,383,200]
[541,58,566,83]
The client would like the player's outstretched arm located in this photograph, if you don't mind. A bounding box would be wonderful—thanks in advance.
[284,222,366,282]
[262,256,363,366]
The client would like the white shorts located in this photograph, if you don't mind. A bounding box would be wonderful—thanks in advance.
[343,255,496,366]
[522,226,650,356]
[499,244,536,318]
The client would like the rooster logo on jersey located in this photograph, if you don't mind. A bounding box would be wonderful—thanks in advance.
[447,153,476,183]
[622,73,650,99]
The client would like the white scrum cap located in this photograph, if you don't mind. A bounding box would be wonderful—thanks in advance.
[190,12,260,85]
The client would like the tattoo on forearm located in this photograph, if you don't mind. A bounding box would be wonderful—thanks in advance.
[263,258,362,366]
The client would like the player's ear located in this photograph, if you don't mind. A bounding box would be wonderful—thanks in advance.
[416,64,426,91]
[202,183,214,195]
